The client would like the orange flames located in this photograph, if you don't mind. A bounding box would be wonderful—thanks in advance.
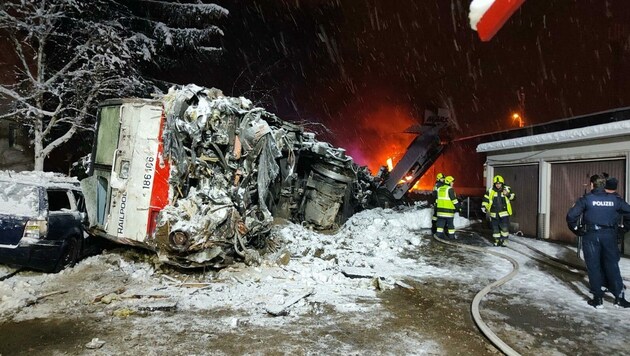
[333,103,417,174]
[386,158,394,172]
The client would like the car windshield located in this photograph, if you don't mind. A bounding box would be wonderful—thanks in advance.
[0,181,40,216]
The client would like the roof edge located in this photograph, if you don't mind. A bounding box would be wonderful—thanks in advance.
[477,119,630,153]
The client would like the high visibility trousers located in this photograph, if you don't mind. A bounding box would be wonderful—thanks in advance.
[436,217,455,238]
[491,216,510,240]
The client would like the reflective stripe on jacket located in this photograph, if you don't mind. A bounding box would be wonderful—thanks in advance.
[436,185,459,218]
[482,185,515,218]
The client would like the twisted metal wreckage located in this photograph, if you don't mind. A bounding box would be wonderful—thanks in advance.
[84,85,379,268]
[157,85,378,266]
[84,84,448,268]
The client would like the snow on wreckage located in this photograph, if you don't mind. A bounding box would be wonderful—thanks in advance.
[82,84,375,268]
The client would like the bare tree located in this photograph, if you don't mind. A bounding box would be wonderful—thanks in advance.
[0,1,146,170]
[0,0,228,171]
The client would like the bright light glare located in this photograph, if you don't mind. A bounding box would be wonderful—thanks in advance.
[511,112,524,127]
[386,158,394,172]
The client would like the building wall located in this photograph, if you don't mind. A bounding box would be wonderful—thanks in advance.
[485,136,630,246]
[0,30,34,171]
[494,164,539,237]
[549,159,625,243]
[0,121,33,172]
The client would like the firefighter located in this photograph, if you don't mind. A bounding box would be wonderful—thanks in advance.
[482,175,515,246]
[435,175,461,239]
[432,173,445,234]
[567,173,630,309]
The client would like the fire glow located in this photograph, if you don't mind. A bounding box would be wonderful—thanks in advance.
[335,104,417,174]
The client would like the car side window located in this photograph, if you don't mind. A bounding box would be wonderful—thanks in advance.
[72,190,86,213]
[47,190,72,212]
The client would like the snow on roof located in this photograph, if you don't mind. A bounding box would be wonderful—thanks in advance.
[476,119,630,153]
[0,170,79,189]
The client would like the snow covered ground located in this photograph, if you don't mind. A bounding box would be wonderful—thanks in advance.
[1,206,630,355]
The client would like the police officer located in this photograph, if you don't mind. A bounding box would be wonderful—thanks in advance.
[566,173,630,309]
[432,173,445,234]
[605,176,619,194]
[482,175,515,246]
[435,176,461,239]
[601,176,625,294]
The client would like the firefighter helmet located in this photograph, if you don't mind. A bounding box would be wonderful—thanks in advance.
[436,173,444,180]
[444,176,455,185]
[493,175,504,184]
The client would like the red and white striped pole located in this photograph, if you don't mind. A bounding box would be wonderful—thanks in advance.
[469,0,526,42]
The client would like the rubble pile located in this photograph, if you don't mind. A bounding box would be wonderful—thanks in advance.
[153,85,374,267]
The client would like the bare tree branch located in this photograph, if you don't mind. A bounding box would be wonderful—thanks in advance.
[0,86,58,117]
[43,44,89,87]
[10,34,36,84]
[0,110,22,120]
[41,100,65,139]
[41,124,77,158]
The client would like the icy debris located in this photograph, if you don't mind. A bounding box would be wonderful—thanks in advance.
[341,267,378,279]
[265,287,315,316]
[151,84,375,267]
[85,338,106,349]
[0,170,78,188]
[135,299,178,312]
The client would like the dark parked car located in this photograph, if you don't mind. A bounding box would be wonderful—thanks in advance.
[0,171,94,272]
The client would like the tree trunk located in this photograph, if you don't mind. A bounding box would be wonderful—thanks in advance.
[33,118,44,171]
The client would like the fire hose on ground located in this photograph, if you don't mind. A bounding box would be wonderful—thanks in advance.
[433,234,522,356]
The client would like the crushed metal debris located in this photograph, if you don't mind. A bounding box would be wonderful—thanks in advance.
[84,84,378,268]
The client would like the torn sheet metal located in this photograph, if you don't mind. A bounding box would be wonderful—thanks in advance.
[91,84,374,268]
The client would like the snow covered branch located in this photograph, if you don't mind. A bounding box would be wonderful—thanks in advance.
[153,23,224,49]
[0,86,58,118]
[0,0,154,170]
[40,125,77,160]
[9,35,36,84]
[0,0,227,170]
[114,0,227,69]
[135,0,228,23]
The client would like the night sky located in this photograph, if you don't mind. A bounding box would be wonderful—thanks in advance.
[165,0,630,172]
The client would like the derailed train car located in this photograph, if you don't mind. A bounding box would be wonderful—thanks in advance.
[81,84,375,268]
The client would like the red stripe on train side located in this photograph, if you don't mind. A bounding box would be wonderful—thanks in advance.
[147,108,171,235]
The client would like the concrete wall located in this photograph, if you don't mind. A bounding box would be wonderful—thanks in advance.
[0,121,33,171]
[485,134,630,255]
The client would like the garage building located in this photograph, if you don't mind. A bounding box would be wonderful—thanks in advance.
[477,107,630,253]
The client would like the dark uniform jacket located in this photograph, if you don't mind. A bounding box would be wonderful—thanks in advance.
[567,188,630,230]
